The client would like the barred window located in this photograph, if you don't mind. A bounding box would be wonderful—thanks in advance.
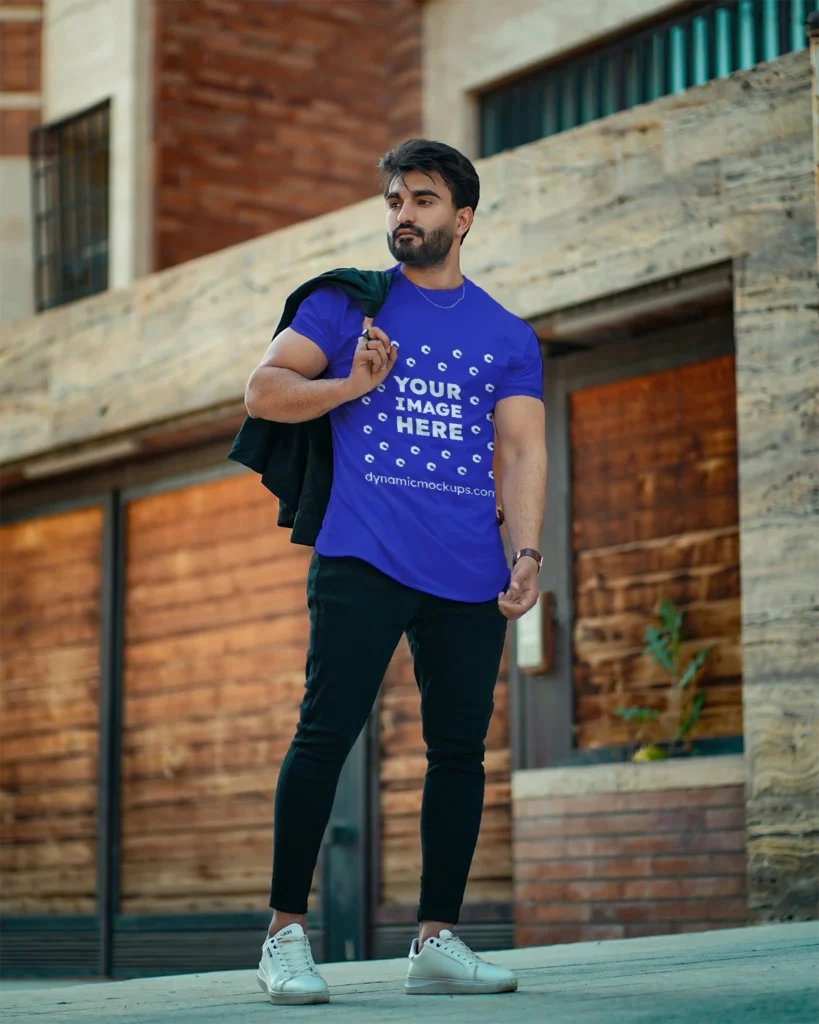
[30,101,110,313]
[480,0,818,158]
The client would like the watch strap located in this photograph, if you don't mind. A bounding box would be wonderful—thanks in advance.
[513,548,543,571]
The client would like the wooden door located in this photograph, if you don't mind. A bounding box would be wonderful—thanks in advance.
[0,506,104,916]
[570,353,743,750]
[524,319,743,766]
[119,471,313,915]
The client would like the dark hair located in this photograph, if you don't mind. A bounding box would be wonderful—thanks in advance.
[378,139,480,243]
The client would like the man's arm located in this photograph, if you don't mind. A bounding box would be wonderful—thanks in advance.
[245,317,397,423]
[493,394,547,620]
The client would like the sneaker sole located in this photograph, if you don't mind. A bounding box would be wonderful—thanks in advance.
[405,976,518,995]
[256,971,330,1005]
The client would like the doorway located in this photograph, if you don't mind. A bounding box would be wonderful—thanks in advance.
[521,312,744,768]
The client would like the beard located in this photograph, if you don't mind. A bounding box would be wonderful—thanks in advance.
[387,224,455,268]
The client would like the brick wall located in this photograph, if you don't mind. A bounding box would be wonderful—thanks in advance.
[154,0,422,271]
[385,0,422,148]
[1,0,42,326]
[0,0,42,156]
[513,783,748,947]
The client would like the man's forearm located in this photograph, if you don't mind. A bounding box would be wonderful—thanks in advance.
[245,367,353,423]
[500,448,547,553]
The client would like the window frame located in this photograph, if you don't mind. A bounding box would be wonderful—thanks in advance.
[29,100,111,313]
[479,0,816,158]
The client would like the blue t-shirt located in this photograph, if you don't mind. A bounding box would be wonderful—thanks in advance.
[290,267,543,602]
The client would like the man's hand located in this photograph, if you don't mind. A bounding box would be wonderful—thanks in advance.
[498,557,540,620]
[346,316,399,401]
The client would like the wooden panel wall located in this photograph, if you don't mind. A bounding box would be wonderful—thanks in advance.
[571,355,743,749]
[379,639,512,908]
[120,473,312,914]
[0,506,102,915]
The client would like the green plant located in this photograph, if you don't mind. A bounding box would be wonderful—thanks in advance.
[615,597,712,760]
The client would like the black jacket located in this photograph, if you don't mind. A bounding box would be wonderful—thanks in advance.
[227,267,396,546]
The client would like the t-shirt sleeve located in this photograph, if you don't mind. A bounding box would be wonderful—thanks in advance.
[495,325,543,402]
[288,286,348,363]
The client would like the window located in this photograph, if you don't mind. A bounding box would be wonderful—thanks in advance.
[30,101,110,312]
[480,0,818,157]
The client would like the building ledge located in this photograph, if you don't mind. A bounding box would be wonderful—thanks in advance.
[512,754,746,800]
[0,51,811,471]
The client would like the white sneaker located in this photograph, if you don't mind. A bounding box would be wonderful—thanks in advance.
[405,928,518,995]
[256,923,330,1005]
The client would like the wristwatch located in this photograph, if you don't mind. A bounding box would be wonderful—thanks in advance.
[513,548,543,573]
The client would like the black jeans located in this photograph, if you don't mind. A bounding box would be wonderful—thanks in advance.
[270,553,508,925]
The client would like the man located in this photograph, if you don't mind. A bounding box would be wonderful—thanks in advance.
[245,139,547,1005]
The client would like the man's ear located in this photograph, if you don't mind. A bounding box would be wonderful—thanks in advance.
[457,206,474,240]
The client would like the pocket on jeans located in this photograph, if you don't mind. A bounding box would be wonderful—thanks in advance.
[308,553,356,603]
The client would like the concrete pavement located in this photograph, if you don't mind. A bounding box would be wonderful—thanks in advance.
[1,921,817,1023]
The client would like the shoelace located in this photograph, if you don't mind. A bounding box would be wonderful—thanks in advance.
[433,934,484,965]
[272,935,317,977]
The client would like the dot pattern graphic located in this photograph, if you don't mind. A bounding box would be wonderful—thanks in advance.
[356,336,503,493]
